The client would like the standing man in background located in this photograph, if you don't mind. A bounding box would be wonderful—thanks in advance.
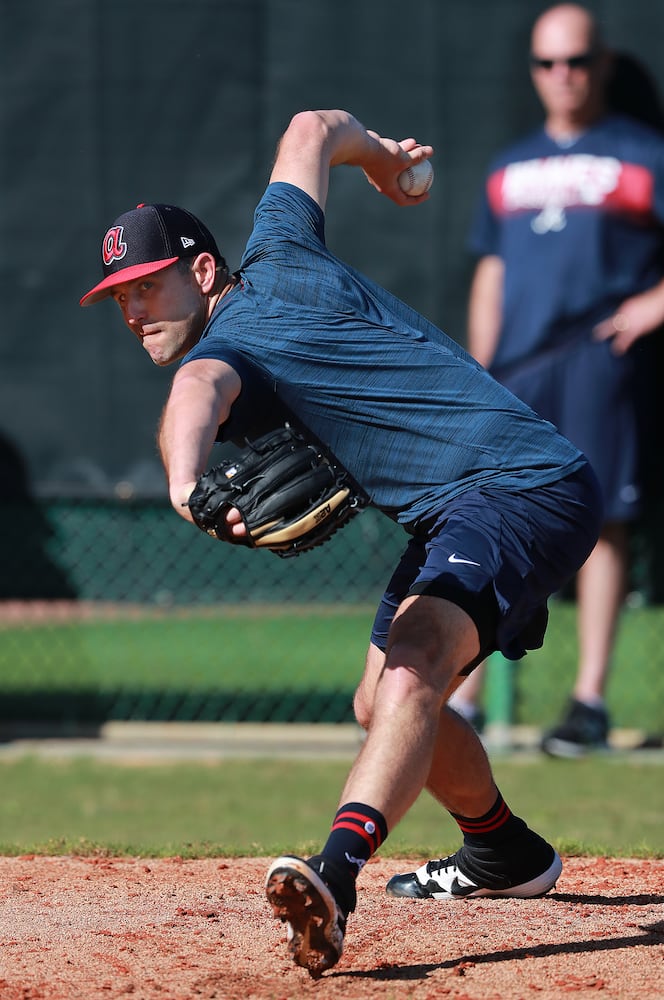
[451,3,664,756]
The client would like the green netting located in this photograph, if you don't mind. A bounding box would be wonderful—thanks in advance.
[1,500,663,732]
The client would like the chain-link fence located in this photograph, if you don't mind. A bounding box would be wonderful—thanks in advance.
[1,499,663,735]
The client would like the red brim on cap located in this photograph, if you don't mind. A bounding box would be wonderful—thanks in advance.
[79,257,180,307]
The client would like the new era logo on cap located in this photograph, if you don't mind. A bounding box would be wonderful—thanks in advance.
[80,203,221,307]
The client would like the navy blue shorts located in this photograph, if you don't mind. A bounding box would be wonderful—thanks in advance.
[493,334,656,523]
[370,463,601,672]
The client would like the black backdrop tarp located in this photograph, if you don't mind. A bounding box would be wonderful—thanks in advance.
[1,0,663,498]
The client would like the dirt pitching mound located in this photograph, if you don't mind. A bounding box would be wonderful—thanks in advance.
[0,855,662,999]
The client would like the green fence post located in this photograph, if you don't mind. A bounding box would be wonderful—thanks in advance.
[485,652,516,747]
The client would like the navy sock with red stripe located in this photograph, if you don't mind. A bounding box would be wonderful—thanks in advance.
[319,802,388,880]
[451,791,527,849]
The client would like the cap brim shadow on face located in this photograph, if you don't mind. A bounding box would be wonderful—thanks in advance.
[79,257,180,307]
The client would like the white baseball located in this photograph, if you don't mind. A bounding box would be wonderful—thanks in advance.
[398,159,434,196]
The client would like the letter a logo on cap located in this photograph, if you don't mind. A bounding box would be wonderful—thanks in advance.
[102,226,128,266]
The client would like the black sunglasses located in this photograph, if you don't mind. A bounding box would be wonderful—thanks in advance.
[530,51,596,71]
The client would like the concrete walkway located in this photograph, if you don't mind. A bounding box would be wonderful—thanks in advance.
[0,722,366,763]
[0,721,661,763]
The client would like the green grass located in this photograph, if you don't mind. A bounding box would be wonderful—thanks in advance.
[0,608,372,692]
[2,602,664,729]
[1,603,663,861]
[0,754,662,858]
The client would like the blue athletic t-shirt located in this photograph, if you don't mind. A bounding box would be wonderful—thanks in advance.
[469,114,664,369]
[183,182,584,527]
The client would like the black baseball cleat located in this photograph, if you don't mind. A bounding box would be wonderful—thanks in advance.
[386,838,562,900]
[265,855,354,978]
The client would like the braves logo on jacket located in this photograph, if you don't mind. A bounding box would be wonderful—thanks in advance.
[487,154,654,233]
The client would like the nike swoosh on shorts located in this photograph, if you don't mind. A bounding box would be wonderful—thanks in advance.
[447,553,481,566]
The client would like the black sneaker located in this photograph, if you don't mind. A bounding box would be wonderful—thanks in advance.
[265,855,355,978]
[386,835,562,900]
[469,709,486,735]
[540,699,610,758]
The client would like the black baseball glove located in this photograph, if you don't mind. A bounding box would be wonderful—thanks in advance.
[187,424,366,557]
